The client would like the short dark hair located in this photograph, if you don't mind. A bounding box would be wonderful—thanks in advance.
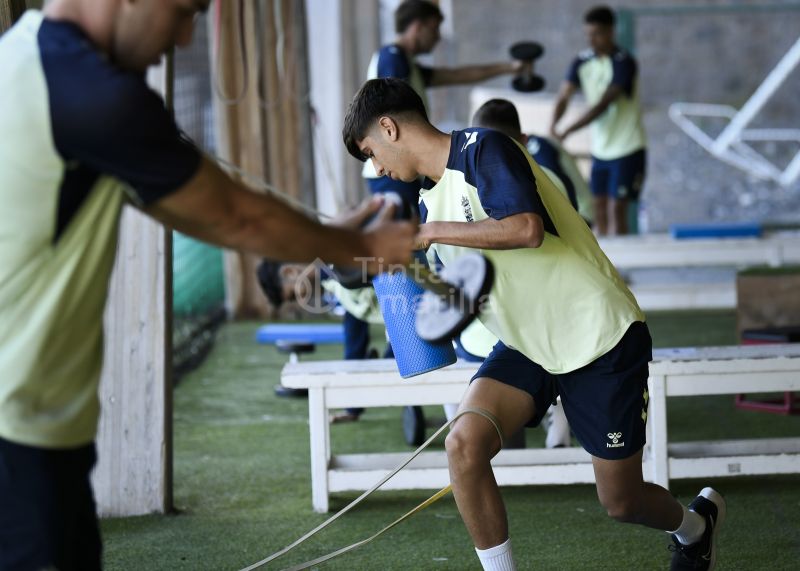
[256,259,284,308]
[471,99,522,137]
[395,0,444,34]
[342,78,428,162]
[585,5,615,27]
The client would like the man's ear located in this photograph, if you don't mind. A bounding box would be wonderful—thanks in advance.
[280,264,302,282]
[377,116,400,142]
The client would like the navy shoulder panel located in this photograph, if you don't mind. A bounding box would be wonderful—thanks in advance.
[376,44,411,80]
[449,129,553,230]
[610,47,637,96]
[566,50,594,86]
[38,18,200,206]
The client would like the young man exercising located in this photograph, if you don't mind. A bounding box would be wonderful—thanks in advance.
[343,78,725,571]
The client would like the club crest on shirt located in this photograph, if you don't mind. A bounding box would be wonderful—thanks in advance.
[461,196,474,223]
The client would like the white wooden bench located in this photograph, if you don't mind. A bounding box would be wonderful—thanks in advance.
[598,232,800,311]
[647,344,800,488]
[282,345,800,512]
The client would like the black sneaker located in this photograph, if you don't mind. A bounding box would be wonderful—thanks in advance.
[669,487,726,570]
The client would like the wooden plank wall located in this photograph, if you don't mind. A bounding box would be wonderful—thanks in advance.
[212,0,316,318]
[92,63,173,517]
[0,0,26,33]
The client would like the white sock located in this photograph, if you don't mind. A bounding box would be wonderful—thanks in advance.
[475,538,516,571]
[670,504,706,545]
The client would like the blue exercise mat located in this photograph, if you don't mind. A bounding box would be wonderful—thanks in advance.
[670,222,762,239]
[255,323,345,345]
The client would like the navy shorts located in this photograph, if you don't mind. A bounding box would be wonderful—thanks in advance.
[590,149,646,201]
[0,438,102,571]
[471,321,653,460]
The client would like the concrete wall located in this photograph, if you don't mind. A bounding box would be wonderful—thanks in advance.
[417,1,800,230]
[426,1,800,123]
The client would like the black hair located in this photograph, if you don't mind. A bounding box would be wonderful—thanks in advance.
[342,78,428,162]
[395,0,444,34]
[584,5,615,27]
[471,99,522,138]
[256,259,284,308]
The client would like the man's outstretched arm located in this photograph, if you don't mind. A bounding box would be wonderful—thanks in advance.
[429,61,523,87]
[146,157,416,270]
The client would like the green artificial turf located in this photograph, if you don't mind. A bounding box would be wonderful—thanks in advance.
[101,311,800,570]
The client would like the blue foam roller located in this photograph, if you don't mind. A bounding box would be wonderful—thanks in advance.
[670,222,762,240]
[256,323,345,345]
[372,253,457,379]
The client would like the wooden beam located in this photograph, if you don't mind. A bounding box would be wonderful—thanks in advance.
[92,59,173,517]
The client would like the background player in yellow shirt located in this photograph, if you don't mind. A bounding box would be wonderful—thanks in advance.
[550,5,647,236]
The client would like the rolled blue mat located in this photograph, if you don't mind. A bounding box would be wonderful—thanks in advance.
[670,222,762,239]
[372,252,457,378]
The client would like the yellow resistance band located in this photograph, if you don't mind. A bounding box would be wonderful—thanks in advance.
[239,406,505,571]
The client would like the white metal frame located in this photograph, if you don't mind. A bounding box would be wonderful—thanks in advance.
[669,37,800,187]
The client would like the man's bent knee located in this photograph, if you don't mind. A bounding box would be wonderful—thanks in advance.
[445,423,498,473]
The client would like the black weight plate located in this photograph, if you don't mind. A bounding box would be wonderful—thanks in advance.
[509,41,544,61]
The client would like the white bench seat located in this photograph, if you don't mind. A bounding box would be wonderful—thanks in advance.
[598,231,800,270]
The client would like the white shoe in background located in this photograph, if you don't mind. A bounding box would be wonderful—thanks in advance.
[544,398,571,448]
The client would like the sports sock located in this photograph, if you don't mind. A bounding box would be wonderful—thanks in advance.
[669,504,706,545]
[475,538,516,571]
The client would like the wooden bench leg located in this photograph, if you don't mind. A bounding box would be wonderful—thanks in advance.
[308,388,330,513]
[648,375,670,490]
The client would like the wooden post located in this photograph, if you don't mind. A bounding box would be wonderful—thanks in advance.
[92,59,174,517]
[0,0,26,33]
